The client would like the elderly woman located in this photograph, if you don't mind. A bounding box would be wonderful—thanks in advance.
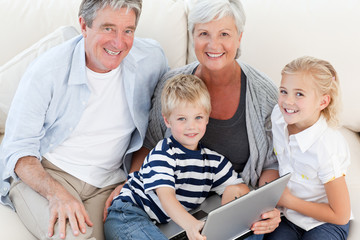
[104,0,280,238]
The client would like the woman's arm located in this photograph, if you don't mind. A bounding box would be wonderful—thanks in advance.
[156,187,206,240]
[221,183,250,205]
[103,146,151,221]
[278,176,351,225]
[258,169,280,187]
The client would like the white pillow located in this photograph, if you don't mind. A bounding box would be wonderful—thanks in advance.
[136,0,188,69]
[0,26,79,133]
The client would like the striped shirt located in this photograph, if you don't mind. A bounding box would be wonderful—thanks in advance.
[114,136,243,223]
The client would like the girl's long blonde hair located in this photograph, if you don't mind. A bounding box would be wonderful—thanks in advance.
[282,56,341,127]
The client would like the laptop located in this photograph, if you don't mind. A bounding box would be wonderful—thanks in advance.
[158,173,291,240]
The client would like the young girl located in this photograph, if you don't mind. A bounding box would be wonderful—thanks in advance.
[264,56,351,240]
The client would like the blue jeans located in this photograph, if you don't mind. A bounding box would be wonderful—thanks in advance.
[245,233,264,240]
[104,199,168,240]
[263,216,349,240]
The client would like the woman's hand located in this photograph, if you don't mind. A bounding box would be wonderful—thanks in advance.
[250,208,281,234]
[103,182,125,222]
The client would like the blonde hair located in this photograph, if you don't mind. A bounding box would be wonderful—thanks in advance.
[282,56,341,127]
[161,74,211,119]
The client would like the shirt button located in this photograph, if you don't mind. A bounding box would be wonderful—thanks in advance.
[3,187,8,192]
[69,127,73,131]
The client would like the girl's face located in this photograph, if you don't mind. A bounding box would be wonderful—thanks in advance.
[193,15,242,72]
[163,102,209,150]
[278,73,330,135]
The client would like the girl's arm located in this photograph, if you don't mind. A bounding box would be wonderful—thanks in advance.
[156,187,206,240]
[278,176,351,225]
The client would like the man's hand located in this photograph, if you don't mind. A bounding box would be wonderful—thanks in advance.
[14,156,93,239]
[47,187,93,239]
[103,182,125,222]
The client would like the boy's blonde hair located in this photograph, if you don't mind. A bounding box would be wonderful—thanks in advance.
[282,56,341,127]
[161,74,211,119]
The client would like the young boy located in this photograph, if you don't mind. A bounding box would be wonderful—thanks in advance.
[104,74,250,240]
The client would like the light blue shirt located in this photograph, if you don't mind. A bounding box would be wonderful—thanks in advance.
[0,35,169,209]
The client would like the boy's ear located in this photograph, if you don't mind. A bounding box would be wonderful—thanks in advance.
[162,114,171,128]
[320,94,331,110]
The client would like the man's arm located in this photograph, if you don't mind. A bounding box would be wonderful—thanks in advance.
[15,156,93,239]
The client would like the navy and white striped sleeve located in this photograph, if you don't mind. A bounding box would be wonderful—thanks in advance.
[142,141,177,193]
[211,156,244,195]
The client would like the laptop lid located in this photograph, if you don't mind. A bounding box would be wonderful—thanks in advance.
[201,173,291,240]
[158,173,291,240]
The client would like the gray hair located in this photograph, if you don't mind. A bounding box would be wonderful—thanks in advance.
[188,0,246,58]
[79,0,142,28]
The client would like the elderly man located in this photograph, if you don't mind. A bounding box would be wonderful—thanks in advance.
[0,0,168,239]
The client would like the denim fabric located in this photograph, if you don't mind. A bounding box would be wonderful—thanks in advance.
[264,216,349,240]
[245,233,264,240]
[104,199,168,240]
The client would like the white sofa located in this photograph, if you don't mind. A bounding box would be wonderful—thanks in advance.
[0,0,359,239]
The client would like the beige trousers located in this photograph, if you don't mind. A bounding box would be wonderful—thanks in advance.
[9,159,119,240]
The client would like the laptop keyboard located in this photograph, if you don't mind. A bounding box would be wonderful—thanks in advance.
[169,231,188,240]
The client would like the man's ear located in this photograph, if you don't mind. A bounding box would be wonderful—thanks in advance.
[162,114,171,128]
[320,94,331,111]
[79,16,87,38]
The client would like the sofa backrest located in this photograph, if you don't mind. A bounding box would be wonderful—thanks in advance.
[0,0,188,69]
[240,0,360,132]
[1,0,359,133]
[0,0,188,134]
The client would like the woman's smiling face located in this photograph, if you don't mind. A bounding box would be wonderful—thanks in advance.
[193,15,242,72]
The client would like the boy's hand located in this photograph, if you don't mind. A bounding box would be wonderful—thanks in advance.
[221,183,250,205]
[185,219,206,240]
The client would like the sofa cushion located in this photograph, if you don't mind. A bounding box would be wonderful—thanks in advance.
[0,0,82,66]
[136,0,188,69]
[0,26,79,134]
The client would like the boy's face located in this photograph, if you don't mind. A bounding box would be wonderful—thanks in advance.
[164,102,209,150]
[278,73,329,135]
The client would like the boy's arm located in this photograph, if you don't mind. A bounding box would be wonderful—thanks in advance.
[156,187,206,240]
[278,176,350,225]
[221,183,250,205]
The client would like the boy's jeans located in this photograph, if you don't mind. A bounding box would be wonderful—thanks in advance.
[104,199,168,240]
[104,199,264,240]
